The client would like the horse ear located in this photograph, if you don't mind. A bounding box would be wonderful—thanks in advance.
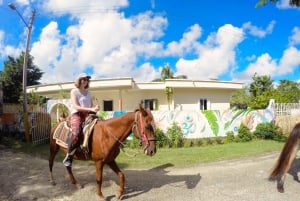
[139,104,148,116]
[139,103,143,110]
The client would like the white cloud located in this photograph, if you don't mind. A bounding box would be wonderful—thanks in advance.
[0,30,22,60]
[234,53,276,83]
[242,21,275,38]
[289,27,300,46]
[277,46,300,75]
[3,0,299,85]
[164,24,202,57]
[30,1,168,83]
[233,47,300,83]
[276,0,293,9]
[175,24,244,80]
[16,0,30,6]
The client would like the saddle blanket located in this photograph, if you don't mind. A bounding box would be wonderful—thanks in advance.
[53,121,71,148]
[53,118,98,149]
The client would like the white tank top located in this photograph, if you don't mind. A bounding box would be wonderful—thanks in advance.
[70,88,92,114]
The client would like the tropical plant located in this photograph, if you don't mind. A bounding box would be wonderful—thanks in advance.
[166,121,185,148]
[152,63,187,110]
[256,0,300,7]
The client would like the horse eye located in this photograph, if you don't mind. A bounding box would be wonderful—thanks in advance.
[145,124,154,132]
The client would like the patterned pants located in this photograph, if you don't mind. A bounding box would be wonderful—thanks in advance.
[70,112,85,146]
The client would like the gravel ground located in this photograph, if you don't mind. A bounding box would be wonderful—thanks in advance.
[0,149,300,201]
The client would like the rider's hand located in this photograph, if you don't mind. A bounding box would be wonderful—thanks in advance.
[92,105,100,113]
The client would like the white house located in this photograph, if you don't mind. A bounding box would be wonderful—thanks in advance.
[27,77,243,112]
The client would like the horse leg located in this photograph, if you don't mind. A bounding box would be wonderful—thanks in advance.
[66,166,83,189]
[277,173,285,193]
[107,160,125,200]
[49,140,60,185]
[94,160,105,201]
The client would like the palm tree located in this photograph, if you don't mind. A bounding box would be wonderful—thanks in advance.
[152,64,187,110]
[256,0,300,7]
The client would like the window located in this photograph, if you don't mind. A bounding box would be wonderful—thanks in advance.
[141,99,157,110]
[103,100,113,111]
[200,99,207,110]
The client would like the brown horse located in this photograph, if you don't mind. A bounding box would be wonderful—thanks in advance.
[269,122,300,193]
[49,105,156,200]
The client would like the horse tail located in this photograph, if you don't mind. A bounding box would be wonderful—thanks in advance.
[269,122,300,180]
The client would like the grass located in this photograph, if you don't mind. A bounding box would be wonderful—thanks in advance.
[0,137,284,169]
[116,140,284,169]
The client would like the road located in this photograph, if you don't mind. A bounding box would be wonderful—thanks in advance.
[0,150,299,201]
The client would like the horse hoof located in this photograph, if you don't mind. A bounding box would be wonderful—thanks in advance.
[99,196,106,201]
[50,180,56,186]
[277,187,284,193]
[115,193,123,200]
[76,183,83,189]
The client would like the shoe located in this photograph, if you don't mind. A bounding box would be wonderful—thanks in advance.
[63,154,73,167]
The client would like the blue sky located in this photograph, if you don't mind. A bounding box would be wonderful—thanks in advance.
[0,0,300,85]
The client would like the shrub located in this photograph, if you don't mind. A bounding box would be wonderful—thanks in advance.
[205,138,214,145]
[196,138,204,147]
[128,136,139,148]
[225,131,235,143]
[253,122,284,141]
[182,139,194,147]
[166,122,185,148]
[154,128,168,148]
[236,124,253,142]
[215,137,224,144]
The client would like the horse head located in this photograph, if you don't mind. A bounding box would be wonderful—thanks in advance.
[132,104,156,156]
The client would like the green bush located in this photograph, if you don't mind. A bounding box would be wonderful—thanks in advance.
[253,122,287,142]
[215,137,224,144]
[166,122,185,148]
[196,138,204,146]
[225,131,235,143]
[236,124,253,142]
[205,137,214,145]
[154,128,168,148]
[128,136,139,148]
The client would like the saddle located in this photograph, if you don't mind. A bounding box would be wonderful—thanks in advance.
[53,114,98,151]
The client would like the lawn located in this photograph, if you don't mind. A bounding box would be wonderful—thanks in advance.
[0,137,284,169]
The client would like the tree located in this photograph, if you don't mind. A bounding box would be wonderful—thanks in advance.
[248,74,274,109]
[230,87,251,109]
[249,73,273,98]
[256,0,300,7]
[0,52,43,103]
[152,63,187,110]
[275,79,300,103]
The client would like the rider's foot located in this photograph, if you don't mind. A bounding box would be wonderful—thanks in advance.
[63,154,73,167]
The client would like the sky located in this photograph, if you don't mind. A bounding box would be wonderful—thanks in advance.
[0,0,300,85]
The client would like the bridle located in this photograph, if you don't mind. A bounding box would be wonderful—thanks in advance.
[132,111,156,151]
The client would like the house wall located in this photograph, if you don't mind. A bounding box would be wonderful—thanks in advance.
[45,88,235,112]
[173,88,235,111]
[91,89,170,111]
[46,100,275,139]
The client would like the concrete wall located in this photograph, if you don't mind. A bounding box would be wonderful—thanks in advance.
[47,99,275,138]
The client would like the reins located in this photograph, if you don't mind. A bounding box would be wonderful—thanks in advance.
[106,110,156,157]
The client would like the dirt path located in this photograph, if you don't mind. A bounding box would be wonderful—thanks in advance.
[0,149,300,201]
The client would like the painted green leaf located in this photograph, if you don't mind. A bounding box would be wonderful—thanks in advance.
[201,110,218,136]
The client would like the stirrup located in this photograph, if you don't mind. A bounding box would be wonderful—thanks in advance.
[63,154,73,167]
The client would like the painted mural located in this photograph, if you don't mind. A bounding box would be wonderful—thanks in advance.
[47,99,275,139]
[152,109,274,138]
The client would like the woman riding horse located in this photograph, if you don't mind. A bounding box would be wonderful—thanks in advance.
[49,104,156,200]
